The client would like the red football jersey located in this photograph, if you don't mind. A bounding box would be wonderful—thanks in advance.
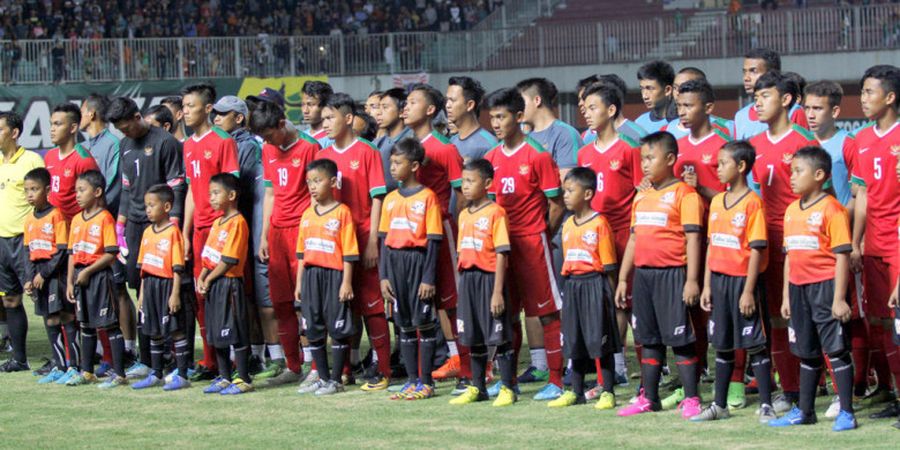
[310,128,328,142]
[416,131,463,219]
[850,121,900,257]
[45,144,100,220]
[183,127,240,228]
[316,138,387,233]
[674,130,730,198]
[484,137,561,237]
[262,132,321,227]
[576,134,643,232]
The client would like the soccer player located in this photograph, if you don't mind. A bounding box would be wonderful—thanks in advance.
[692,141,776,423]
[316,93,392,390]
[374,88,413,192]
[365,90,384,140]
[548,167,621,409]
[615,132,704,419]
[446,76,498,164]
[449,159,517,407]
[160,96,187,142]
[131,184,192,391]
[664,68,736,140]
[850,65,900,417]
[45,103,100,220]
[198,173,253,395]
[352,110,378,142]
[144,105,175,133]
[64,170,127,388]
[302,80,334,148]
[294,159,358,396]
[749,71,819,413]
[674,78,730,202]
[635,60,678,133]
[734,48,808,139]
[249,100,321,387]
[582,74,648,144]
[379,138,444,401]
[803,81,857,206]
[769,146,857,432]
[483,88,566,400]
[0,111,44,373]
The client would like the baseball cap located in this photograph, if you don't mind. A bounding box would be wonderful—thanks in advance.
[212,95,248,116]
[247,88,285,108]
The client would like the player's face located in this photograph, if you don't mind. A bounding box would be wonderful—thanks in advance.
[379,98,400,129]
[366,95,381,117]
[213,111,242,133]
[790,158,820,196]
[520,92,538,124]
[639,79,668,110]
[78,101,92,130]
[144,192,171,223]
[403,90,432,128]
[460,169,489,202]
[754,87,787,123]
[716,149,741,186]
[182,93,211,129]
[24,179,48,207]
[322,106,350,140]
[562,179,591,212]
[306,168,335,204]
[676,92,710,130]
[49,112,76,146]
[673,73,701,97]
[352,115,367,137]
[860,77,894,120]
[584,94,613,132]
[742,58,768,94]
[258,125,289,147]
[445,85,469,124]
[0,118,18,149]
[489,107,521,141]
[302,94,324,127]
[577,88,586,116]
[162,102,183,123]
[115,115,149,139]
[641,143,673,184]
[390,154,415,184]
[207,183,232,212]
[803,95,837,133]
[74,179,100,210]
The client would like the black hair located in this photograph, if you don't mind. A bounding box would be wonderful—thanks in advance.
[861,65,900,108]
[677,67,707,79]
[641,131,679,158]
[380,88,407,110]
[408,83,446,116]
[754,71,800,108]
[0,111,23,135]
[637,60,675,86]
[794,146,832,178]
[83,93,110,122]
[324,92,356,115]
[105,97,140,123]
[307,158,339,178]
[245,96,262,112]
[463,158,494,180]
[368,90,384,99]
[804,81,843,109]
[598,74,628,96]
[677,79,715,104]
[720,140,756,175]
[23,167,51,187]
[248,101,286,134]
[210,172,241,197]
[515,78,559,108]
[783,72,807,100]
[391,137,426,164]
[302,80,333,104]
[576,75,599,94]
[564,167,597,192]
[78,170,107,193]
[180,82,217,106]
[145,105,174,129]
[52,103,81,126]
[744,48,781,72]
[448,76,487,115]
[485,88,526,114]
[581,82,622,119]
[146,183,175,205]
[160,95,183,109]
[356,111,378,141]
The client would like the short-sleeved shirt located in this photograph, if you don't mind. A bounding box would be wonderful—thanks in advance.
[818,130,857,207]
[582,119,647,144]
[663,116,735,141]
[24,206,68,261]
[561,213,618,276]
[630,181,704,268]
[378,185,443,249]
[45,144,100,220]
[635,107,677,134]
[457,201,510,273]
[783,195,851,285]
[183,127,240,228]
[528,120,582,169]
[451,128,498,163]
[706,190,768,277]
[484,137,561,237]
[262,132,321,228]
[850,121,900,257]
[417,131,463,219]
[0,147,44,237]
[296,203,359,271]
[68,208,118,266]
[675,129,731,197]
[734,103,809,140]
[201,213,249,278]
[374,127,413,193]
[316,138,387,233]
[576,134,642,232]
[137,223,185,278]
[83,129,121,216]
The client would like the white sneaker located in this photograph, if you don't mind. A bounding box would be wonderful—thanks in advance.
[772,393,794,414]
[297,379,326,394]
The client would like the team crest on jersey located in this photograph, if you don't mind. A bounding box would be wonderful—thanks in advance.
[519,164,529,175]
[349,160,360,170]
[291,158,302,168]
[474,217,490,231]
[88,224,101,237]
[609,159,621,170]
[807,212,823,226]
[702,154,713,164]
[72,225,80,235]
[660,192,676,205]
[144,146,154,156]
[731,212,747,228]
[204,150,213,160]
[64,168,72,177]
[301,219,310,228]
[324,219,341,232]
[217,230,229,242]
[41,223,53,234]
[582,231,598,246]
[156,239,170,252]
[782,153,793,164]
[411,201,426,215]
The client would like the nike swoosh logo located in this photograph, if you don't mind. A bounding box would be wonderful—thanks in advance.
[538,300,551,308]
[583,163,591,167]
[269,159,278,163]
[493,166,500,170]
[859,147,870,154]
[367,301,380,308]
[255,175,263,180]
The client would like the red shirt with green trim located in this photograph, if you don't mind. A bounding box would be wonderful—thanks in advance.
[261,131,321,228]
[45,143,100,220]
[316,138,387,234]
[850,120,900,257]
[183,126,240,228]
[417,130,463,219]
[675,129,731,197]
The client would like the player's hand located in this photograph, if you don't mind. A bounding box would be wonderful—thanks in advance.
[294,285,302,303]
[66,283,75,303]
[380,280,396,302]
[683,280,700,306]
[614,282,628,309]
[33,273,45,291]
[490,292,505,317]
[739,291,756,317]
[832,299,851,323]
[23,281,33,297]
[168,294,181,314]
[889,288,900,309]
[699,285,712,312]
[197,278,208,295]
[75,270,91,286]
[780,299,791,320]
[364,238,379,270]
[258,238,270,262]
[683,171,698,188]
[850,247,863,273]
[418,283,435,302]
[116,222,128,260]
[339,281,354,303]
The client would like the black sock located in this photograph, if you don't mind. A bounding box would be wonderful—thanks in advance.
[641,345,665,403]
[419,327,438,386]
[331,340,349,383]
[174,338,190,377]
[674,345,699,399]
[81,328,97,374]
[107,327,126,378]
[5,304,27,363]
[714,351,735,408]
[829,352,855,413]
[471,346,488,393]
[63,322,80,370]
[234,345,250,382]
[150,336,165,378]
[749,348,773,405]
[310,340,330,382]
[215,347,231,380]
[137,320,151,366]
[400,330,419,384]
[45,323,65,369]
[571,358,589,399]
[799,357,823,416]
[599,352,615,394]
[496,343,515,389]
[183,299,196,367]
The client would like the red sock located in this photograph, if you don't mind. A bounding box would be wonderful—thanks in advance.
[542,318,563,387]
[273,301,302,373]
[869,324,892,390]
[364,314,392,379]
[690,307,709,371]
[195,293,216,370]
[731,349,747,383]
[97,329,113,364]
[850,319,869,392]
[595,358,604,384]
[771,327,800,393]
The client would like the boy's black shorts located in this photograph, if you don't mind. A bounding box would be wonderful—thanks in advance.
[788,279,849,359]
[562,273,622,359]
[632,266,695,348]
[204,277,249,348]
[457,269,512,348]
[894,306,900,346]
[708,272,768,351]
[383,247,435,331]
[31,260,71,317]
[300,265,355,343]
[140,275,191,337]
[73,266,118,329]
[125,220,151,290]
[0,235,26,297]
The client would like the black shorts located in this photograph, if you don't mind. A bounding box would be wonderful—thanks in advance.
[562,273,622,359]
[204,277,249,348]
[140,275,192,337]
[632,266,695,347]
[383,247,435,331]
[300,266,355,342]
[457,269,512,348]
[788,279,850,359]
[125,220,151,290]
[893,306,900,346]
[0,235,26,297]
[73,266,118,329]
[31,260,71,317]
[708,272,768,351]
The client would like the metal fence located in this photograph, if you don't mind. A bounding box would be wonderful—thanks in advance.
[0,3,897,84]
